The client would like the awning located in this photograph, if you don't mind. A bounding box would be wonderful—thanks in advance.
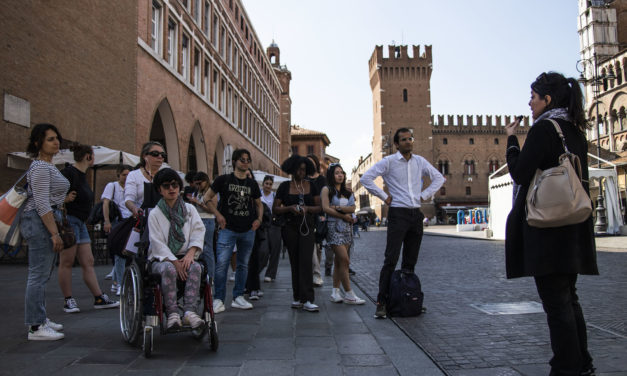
[7,145,142,170]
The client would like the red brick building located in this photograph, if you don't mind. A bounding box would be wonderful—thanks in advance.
[0,0,291,193]
[290,125,338,173]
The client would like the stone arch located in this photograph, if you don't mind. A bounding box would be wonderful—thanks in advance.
[150,98,180,169]
[188,121,208,174]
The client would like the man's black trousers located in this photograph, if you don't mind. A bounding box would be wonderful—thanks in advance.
[377,207,424,304]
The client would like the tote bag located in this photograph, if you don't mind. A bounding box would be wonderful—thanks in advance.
[0,172,29,247]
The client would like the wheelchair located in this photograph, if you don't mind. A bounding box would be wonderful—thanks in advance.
[119,239,218,358]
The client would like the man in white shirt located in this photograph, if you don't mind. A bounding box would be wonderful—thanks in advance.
[360,128,445,319]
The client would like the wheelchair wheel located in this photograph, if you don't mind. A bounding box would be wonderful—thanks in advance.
[120,261,143,345]
[143,326,153,358]
[209,321,218,351]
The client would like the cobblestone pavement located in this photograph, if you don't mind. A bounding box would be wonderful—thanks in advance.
[0,253,443,376]
[349,228,627,376]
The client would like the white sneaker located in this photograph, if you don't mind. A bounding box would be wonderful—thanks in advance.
[302,301,319,312]
[116,285,121,296]
[330,288,344,303]
[249,291,259,300]
[313,276,324,287]
[42,318,63,332]
[28,325,64,341]
[183,311,204,329]
[110,283,118,293]
[231,296,253,310]
[264,276,273,283]
[291,301,303,309]
[213,299,225,314]
[104,269,114,280]
[256,290,264,297]
[228,272,235,282]
[343,290,365,305]
[166,312,182,330]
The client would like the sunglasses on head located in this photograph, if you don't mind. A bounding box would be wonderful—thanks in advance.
[399,136,414,142]
[160,182,179,190]
[147,150,167,158]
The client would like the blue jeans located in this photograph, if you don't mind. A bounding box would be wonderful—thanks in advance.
[21,209,60,326]
[214,229,255,302]
[200,218,216,281]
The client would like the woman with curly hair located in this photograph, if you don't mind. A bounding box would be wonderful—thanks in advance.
[273,155,321,312]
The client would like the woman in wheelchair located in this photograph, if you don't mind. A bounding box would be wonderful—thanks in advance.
[148,168,206,330]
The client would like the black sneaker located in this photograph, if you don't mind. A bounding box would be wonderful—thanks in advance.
[94,294,120,309]
[348,268,356,276]
[324,267,332,276]
[374,303,387,319]
[581,365,596,376]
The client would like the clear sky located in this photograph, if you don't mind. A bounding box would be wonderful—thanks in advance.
[242,0,581,172]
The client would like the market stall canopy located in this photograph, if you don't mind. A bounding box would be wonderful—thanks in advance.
[7,145,144,170]
[252,170,289,190]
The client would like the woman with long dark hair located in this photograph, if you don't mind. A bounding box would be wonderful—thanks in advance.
[273,155,321,312]
[320,164,364,305]
[22,123,67,340]
[505,72,598,376]
[58,143,119,313]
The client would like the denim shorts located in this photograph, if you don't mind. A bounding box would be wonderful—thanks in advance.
[67,214,91,244]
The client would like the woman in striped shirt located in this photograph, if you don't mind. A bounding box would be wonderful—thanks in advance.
[21,123,69,341]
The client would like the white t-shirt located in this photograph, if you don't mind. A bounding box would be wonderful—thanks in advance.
[260,191,275,214]
[124,169,150,209]
[101,181,133,219]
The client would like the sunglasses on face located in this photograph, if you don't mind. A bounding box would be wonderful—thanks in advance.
[160,182,179,190]
[399,137,414,142]
[239,158,251,163]
[147,150,167,158]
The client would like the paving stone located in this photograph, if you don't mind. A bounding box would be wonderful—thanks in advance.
[335,333,384,355]
[341,354,392,366]
[239,359,294,376]
[343,365,399,376]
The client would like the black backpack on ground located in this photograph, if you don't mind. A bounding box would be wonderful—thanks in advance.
[387,269,424,317]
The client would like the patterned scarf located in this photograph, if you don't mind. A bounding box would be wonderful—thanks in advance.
[157,197,188,255]
[533,107,570,125]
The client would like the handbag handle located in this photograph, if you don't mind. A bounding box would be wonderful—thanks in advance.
[547,119,570,154]
[548,119,584,181]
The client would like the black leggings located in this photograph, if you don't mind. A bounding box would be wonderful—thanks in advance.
[282,218,315,303]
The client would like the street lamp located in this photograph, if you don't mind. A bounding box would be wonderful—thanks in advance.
[576,52,611,234]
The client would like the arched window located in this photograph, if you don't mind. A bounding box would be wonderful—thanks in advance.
[489,160,500,173]
[494,138,499,145]
[403,89,408,102]
[464,160,475,175]
[443,138,448,145]
[438,160,449,175]
[617,63,623,85]
[469,138,474,145]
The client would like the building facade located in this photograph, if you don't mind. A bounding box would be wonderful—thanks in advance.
[0,0,291,194]
[353,45,528,220]
[578,0,627,220]
[290,125,338,172]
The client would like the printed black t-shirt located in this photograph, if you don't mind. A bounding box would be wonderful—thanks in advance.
[211,173,261,233]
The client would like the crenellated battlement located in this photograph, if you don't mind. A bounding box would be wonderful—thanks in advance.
[369,45,432,71]
[431,114,530,129]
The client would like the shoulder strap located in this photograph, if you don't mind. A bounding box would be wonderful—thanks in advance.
[547,119,570,154]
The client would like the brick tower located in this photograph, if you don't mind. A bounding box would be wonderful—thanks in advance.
[368,45,434,163]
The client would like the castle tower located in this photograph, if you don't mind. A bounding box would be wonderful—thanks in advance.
[369,45,434,163]
[267,41,292,166]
